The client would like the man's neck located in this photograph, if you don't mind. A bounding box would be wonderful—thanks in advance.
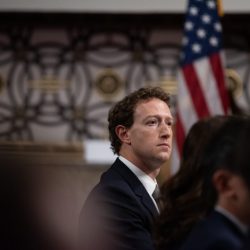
[119,154,160,180]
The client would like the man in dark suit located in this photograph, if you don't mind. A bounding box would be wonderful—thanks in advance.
[180,116,250,250]
[79,87,173,250]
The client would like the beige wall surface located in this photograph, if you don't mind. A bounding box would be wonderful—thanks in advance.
[0,0,249,13]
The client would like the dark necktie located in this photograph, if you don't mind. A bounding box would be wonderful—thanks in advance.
[152,184,161,211]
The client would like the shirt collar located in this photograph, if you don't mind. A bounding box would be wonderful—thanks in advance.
[215,205,248,235]
[118,156,157,196]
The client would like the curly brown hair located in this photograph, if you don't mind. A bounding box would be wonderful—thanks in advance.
[153,115,228,250]
[108,86,171,155]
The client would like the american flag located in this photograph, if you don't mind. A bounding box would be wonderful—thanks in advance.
[171,0,230,173]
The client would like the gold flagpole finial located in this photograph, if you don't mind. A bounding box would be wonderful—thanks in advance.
[217,0,224,16]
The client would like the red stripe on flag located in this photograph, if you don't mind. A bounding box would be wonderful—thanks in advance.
[176,113,185,156]
[209,53,229,114]
[182,64,210,118]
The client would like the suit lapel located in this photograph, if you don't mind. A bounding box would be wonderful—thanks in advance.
[112,158,158,217]
[134,185,159,217]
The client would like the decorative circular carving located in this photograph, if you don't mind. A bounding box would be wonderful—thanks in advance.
[95,69,123,98]
[225,68,243,97]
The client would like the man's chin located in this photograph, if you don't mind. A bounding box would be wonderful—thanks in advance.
[157,155,170,165]
[159,151,171,161]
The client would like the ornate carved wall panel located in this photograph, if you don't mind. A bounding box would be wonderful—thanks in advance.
[0,14,249,143]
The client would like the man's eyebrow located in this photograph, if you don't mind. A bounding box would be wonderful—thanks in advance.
[144,115,174,120]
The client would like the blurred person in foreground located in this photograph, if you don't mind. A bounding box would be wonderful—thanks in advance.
[154,115,228,250]
[0,154,75,250]
[79,87,173,250]
[178,115,250,250]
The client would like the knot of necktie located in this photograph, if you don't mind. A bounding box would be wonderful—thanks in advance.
[152,184,160,201]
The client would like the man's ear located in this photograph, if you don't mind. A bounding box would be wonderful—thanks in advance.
[115,125,131,144]
[212,169,235,198]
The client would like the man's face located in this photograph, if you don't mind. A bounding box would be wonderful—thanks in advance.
[127,98,173,172]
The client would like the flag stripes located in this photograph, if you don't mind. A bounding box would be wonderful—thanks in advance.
[171,0,230,174]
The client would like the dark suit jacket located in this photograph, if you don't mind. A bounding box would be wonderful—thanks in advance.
[180,210,246,250]
[241,231,250,250]
[79,158,158,250]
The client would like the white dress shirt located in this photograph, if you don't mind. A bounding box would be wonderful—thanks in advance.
[119,156,160,213]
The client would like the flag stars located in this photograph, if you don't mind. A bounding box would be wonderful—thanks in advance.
[197,29,206,39]
[190,6,198,15]
[192,43,202,53]
[182,0,223,62]
[214,22,222,32]
[207,0,216,9]
[210,36,218,46]
[185,21,194,31]
[202,14,211,24]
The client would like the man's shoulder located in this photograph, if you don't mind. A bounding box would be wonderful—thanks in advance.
[181,211,245,250]
[89,168,137,201]
[98,158,141,188]
[83,159,146,213]
[190,212,242,238]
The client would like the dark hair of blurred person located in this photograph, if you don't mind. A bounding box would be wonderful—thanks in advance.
[154,115,228,250]
[179,115,250,250]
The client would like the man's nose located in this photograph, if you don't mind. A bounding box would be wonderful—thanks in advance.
[160,123,171,137]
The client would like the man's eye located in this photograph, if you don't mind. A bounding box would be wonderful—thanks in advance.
[167,121,173,126]
[147,120,158,125]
